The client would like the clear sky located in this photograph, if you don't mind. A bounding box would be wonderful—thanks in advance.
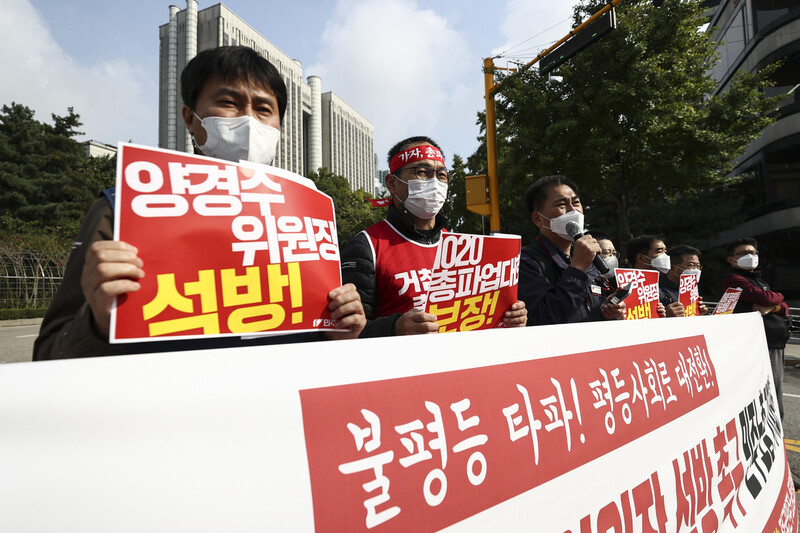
[2,0,577,169]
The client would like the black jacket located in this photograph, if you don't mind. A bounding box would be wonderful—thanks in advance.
[518,236,604,325]
[720,268,790,349]
[659,276,679,306]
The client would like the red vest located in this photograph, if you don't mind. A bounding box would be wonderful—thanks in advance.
[363,220,441,317]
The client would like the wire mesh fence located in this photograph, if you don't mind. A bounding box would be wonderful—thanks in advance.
[0,247,67,309]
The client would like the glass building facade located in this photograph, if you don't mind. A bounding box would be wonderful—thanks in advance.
[704,0,800,302]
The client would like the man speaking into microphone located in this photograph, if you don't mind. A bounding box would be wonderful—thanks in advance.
[518,175,626,325]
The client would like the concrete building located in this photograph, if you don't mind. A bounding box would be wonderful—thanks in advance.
[158,1,375,191]
[81,140,117,158]
[321,92,375,193]
[704,0,800,301]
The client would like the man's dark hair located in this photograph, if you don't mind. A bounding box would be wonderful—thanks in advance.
[523,175,579,215]
[626,234,665,266]
[726,237,758,257]
[181,46,287,122]
[589,230,612,242]
[387,136,443,168]
[667,245,701,264]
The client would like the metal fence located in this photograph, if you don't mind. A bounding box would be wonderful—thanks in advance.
[0,249,66,309]
[705,301,799,339]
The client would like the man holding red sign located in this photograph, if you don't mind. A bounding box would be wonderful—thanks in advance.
[341,136,526,337]
[626,235,671,318]
[658,245,708,316]
[34,47,365,360]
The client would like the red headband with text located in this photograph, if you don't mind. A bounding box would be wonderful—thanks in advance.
[389,144,445,174]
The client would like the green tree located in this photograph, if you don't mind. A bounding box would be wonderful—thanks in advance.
[0,102,115,229]
[310,167,386,245]
[468,0,780,248]
[441,154,486,235]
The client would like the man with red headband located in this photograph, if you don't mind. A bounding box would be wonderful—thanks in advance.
[341,136,527,337]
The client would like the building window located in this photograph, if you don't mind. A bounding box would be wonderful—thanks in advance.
[711,9,746,82]
[763,50,800,111]
[753,0,799,32]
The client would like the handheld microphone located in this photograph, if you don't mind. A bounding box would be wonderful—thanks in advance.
[565,221,609,274]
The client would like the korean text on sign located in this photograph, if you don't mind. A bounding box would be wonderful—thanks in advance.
[614,268,660,320]
[300,334,718,531]
[679,272,700,317]
[111,143,343,342]
[425,233,521,333]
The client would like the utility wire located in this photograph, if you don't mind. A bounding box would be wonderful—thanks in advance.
[494,15,573,58]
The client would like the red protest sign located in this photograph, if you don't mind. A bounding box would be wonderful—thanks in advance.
[679,273,700,317]
[424,233,520,332]
[365,196,392,207]
[614,268,661,319]
[110,143,342,343]
[713,287,743,315]
[300,335,718,532]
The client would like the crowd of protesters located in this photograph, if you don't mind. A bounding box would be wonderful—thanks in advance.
[32,46,792,421]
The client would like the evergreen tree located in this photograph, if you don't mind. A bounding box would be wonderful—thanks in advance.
[467,0,780,248]
[0,103,115,229]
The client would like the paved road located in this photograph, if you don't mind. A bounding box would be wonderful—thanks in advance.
[782,351,800,489]
[0,322,40,364]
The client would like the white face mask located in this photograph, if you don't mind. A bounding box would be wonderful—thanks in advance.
[538,210,584,240]
[193,112,280,165]
[600,255,618,279]
[736,253,758,270]
[395,177,448,219]
[647,253,671,274]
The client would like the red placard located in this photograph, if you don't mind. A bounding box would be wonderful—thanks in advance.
[424,233,520,332]
[679,273,700,317]
[614,268,661,320]
[365,196,392,207]
[713,287,743,315]
[111,143,342,342]
[300,335,718,532]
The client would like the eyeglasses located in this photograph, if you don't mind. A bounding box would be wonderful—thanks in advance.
[679,263,703,270]
[600,250,619,259]
[402,165,450,183]
[732,250,758,258]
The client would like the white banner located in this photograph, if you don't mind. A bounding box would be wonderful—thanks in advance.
[0,313,795,532]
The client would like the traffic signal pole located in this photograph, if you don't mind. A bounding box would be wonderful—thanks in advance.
[481,0,625,233]
[483,57,501,233]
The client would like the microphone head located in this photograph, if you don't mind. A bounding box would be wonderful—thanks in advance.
[564,221,583,239]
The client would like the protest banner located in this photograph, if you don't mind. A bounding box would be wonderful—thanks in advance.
[614,268,661,319]
[0,314,794,532]
[366,197,393,207]
[679,272,700,317]
[714,288,744,315]
[110,143,342,343]
[424,233,520,332]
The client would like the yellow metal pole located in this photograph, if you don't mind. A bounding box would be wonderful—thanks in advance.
[483,57,501,233]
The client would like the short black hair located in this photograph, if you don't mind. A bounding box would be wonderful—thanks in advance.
[387,136,443,167]
[589,230,613,242]
[726,237,758,257]
[181,46,287,122]
[626,234,665,266]
[523,175,579,215]
[667,245,701,264]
